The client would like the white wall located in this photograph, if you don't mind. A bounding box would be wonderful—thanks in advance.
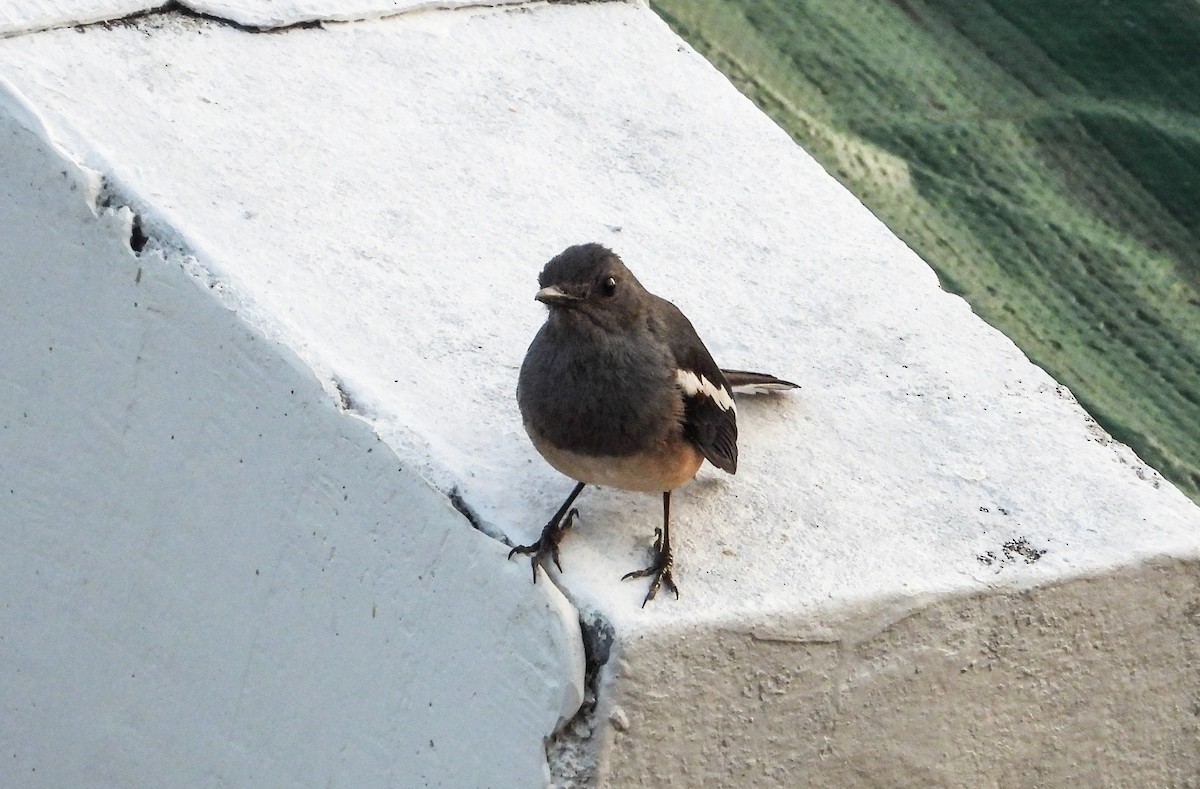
[0,90,582,788]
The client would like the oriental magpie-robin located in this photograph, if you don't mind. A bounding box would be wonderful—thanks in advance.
[510,243,797,606]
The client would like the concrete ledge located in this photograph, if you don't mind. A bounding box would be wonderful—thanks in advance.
[602,559,1200,785]
[2,1,1199,785]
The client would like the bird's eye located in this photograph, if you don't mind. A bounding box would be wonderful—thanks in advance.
[599,276,617,297]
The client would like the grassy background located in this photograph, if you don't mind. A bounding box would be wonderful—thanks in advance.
[652,0,1200,501]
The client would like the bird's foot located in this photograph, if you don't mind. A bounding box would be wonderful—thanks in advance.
[622,527,678,607]
[508,507,580,583]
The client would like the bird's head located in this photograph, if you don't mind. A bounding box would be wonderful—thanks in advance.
[535,243,647,331]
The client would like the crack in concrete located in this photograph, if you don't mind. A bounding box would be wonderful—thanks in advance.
[442,477,609,784]
[2,0,627,39]
[443,482,611,786]
[547,606,614,788]
[95,175,159,259]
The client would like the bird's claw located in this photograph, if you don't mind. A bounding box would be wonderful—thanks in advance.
[622,527,679,607]
[507,540,560,582]
[508,507,580,582]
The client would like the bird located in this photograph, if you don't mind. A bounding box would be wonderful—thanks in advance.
[509,243,797,606]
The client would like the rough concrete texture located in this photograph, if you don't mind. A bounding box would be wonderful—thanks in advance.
[602,560,1200,786]
[0,85,582,787]
[2,1,1199,786]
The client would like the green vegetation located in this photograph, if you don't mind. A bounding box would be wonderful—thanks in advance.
[652,0,1200,501]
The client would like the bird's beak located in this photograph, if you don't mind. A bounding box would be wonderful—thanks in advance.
[535,286,582,306]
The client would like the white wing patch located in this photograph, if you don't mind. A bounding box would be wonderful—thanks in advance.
[675,369,736,412]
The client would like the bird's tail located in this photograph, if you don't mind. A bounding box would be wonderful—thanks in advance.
[720,369,799,394]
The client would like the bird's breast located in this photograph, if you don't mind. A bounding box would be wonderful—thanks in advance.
[525,422,704,492]
[517,322,682,458]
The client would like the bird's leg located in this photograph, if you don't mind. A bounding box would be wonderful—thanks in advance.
[622,491,679,607]
[509,481,586,582]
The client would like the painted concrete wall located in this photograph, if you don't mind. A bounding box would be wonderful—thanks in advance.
[0,89,582,787]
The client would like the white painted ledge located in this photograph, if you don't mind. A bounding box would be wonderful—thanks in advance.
[2,1,1199,786]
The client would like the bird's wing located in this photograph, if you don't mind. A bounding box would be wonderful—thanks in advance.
[653,296,738,475]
